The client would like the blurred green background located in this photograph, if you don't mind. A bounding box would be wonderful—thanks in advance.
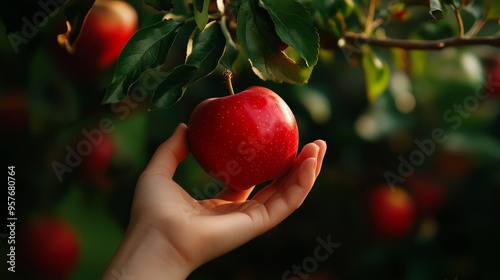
[1,0,500,279]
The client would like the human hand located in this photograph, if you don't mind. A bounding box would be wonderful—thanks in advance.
[103,123,326,279]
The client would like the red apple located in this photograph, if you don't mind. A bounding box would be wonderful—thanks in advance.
[19,218,80,279]
[406,173,447,216]
[55,0,138,79]
[78,133,114,181]
[486,58,500,96]
[318,26,339,51]
[0,88,29,132]
[187,86,299,190]
[435,150,472,180]
[389,3,410,21]
[366,185,415,239]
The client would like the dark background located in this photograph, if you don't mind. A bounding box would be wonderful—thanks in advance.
[1,0,499,279]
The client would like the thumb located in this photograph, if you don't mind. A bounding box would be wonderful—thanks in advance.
[143,123,190,178]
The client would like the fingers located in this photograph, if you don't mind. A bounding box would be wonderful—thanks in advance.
[312,140,327,177]
[251,140,327,226]
[251,140,324,203]
[215,140,326,203]
[143,123,190,178]
[215,186,255,202]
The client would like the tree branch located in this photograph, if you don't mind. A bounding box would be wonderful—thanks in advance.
[343,32,500,50]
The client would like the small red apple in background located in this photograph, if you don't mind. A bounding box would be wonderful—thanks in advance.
[187,86,299,191]
[392,9,410,21]
[19,217,80,279]
[435,149,473,180]
[365,185,415,239]
[78,133,114,185]
[55,0,138,79]
[485,57,500,96]
[0,88,29,132]
[388,3,410,21]
[317,27,339,51]
[70,0,138,69]
[406,173,447,216]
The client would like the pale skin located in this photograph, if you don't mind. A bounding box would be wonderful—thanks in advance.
[102,123,327,279]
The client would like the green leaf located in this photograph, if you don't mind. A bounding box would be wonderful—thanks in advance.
[220,16,240,73]
[236,0,314,84]
[220,44,240,73]
[444,132,500,160]
[312,0,359,38]
[144,0,174,11]
[193,0,211,30]
[149,64,198,109]
[258,0,319,67]
[362,49,390,103]
[484,0,500,20]
[463,0,484,19]
[186,21,226,82]
[150,22,226,109]
[409,50,428,77]
[462,0,500,20]
[230,0,243,15]
[102,19,184,104]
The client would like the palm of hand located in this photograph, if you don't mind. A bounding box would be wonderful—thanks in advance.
[130,124,326,270]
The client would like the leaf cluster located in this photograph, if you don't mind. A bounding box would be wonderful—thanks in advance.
[102,0,321,108]
[4,0,499,108]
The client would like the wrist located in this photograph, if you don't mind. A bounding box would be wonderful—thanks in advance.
[102,225,192,280]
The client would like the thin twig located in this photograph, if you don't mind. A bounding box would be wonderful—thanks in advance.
[466,18,487,37]
[343,32,500,50]
[223,69,235,95]
[365,0,377,35]
[451,4,465,38]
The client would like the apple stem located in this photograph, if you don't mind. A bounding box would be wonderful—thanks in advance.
[224,69,235,95]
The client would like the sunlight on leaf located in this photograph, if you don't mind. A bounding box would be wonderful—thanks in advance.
[149,22,226,109]
[362,49,390,103]
[484,0,500,20]
[259,0,319,67]
[193,0,210,30]
[236,0,314,84]
[103,19,184,104]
